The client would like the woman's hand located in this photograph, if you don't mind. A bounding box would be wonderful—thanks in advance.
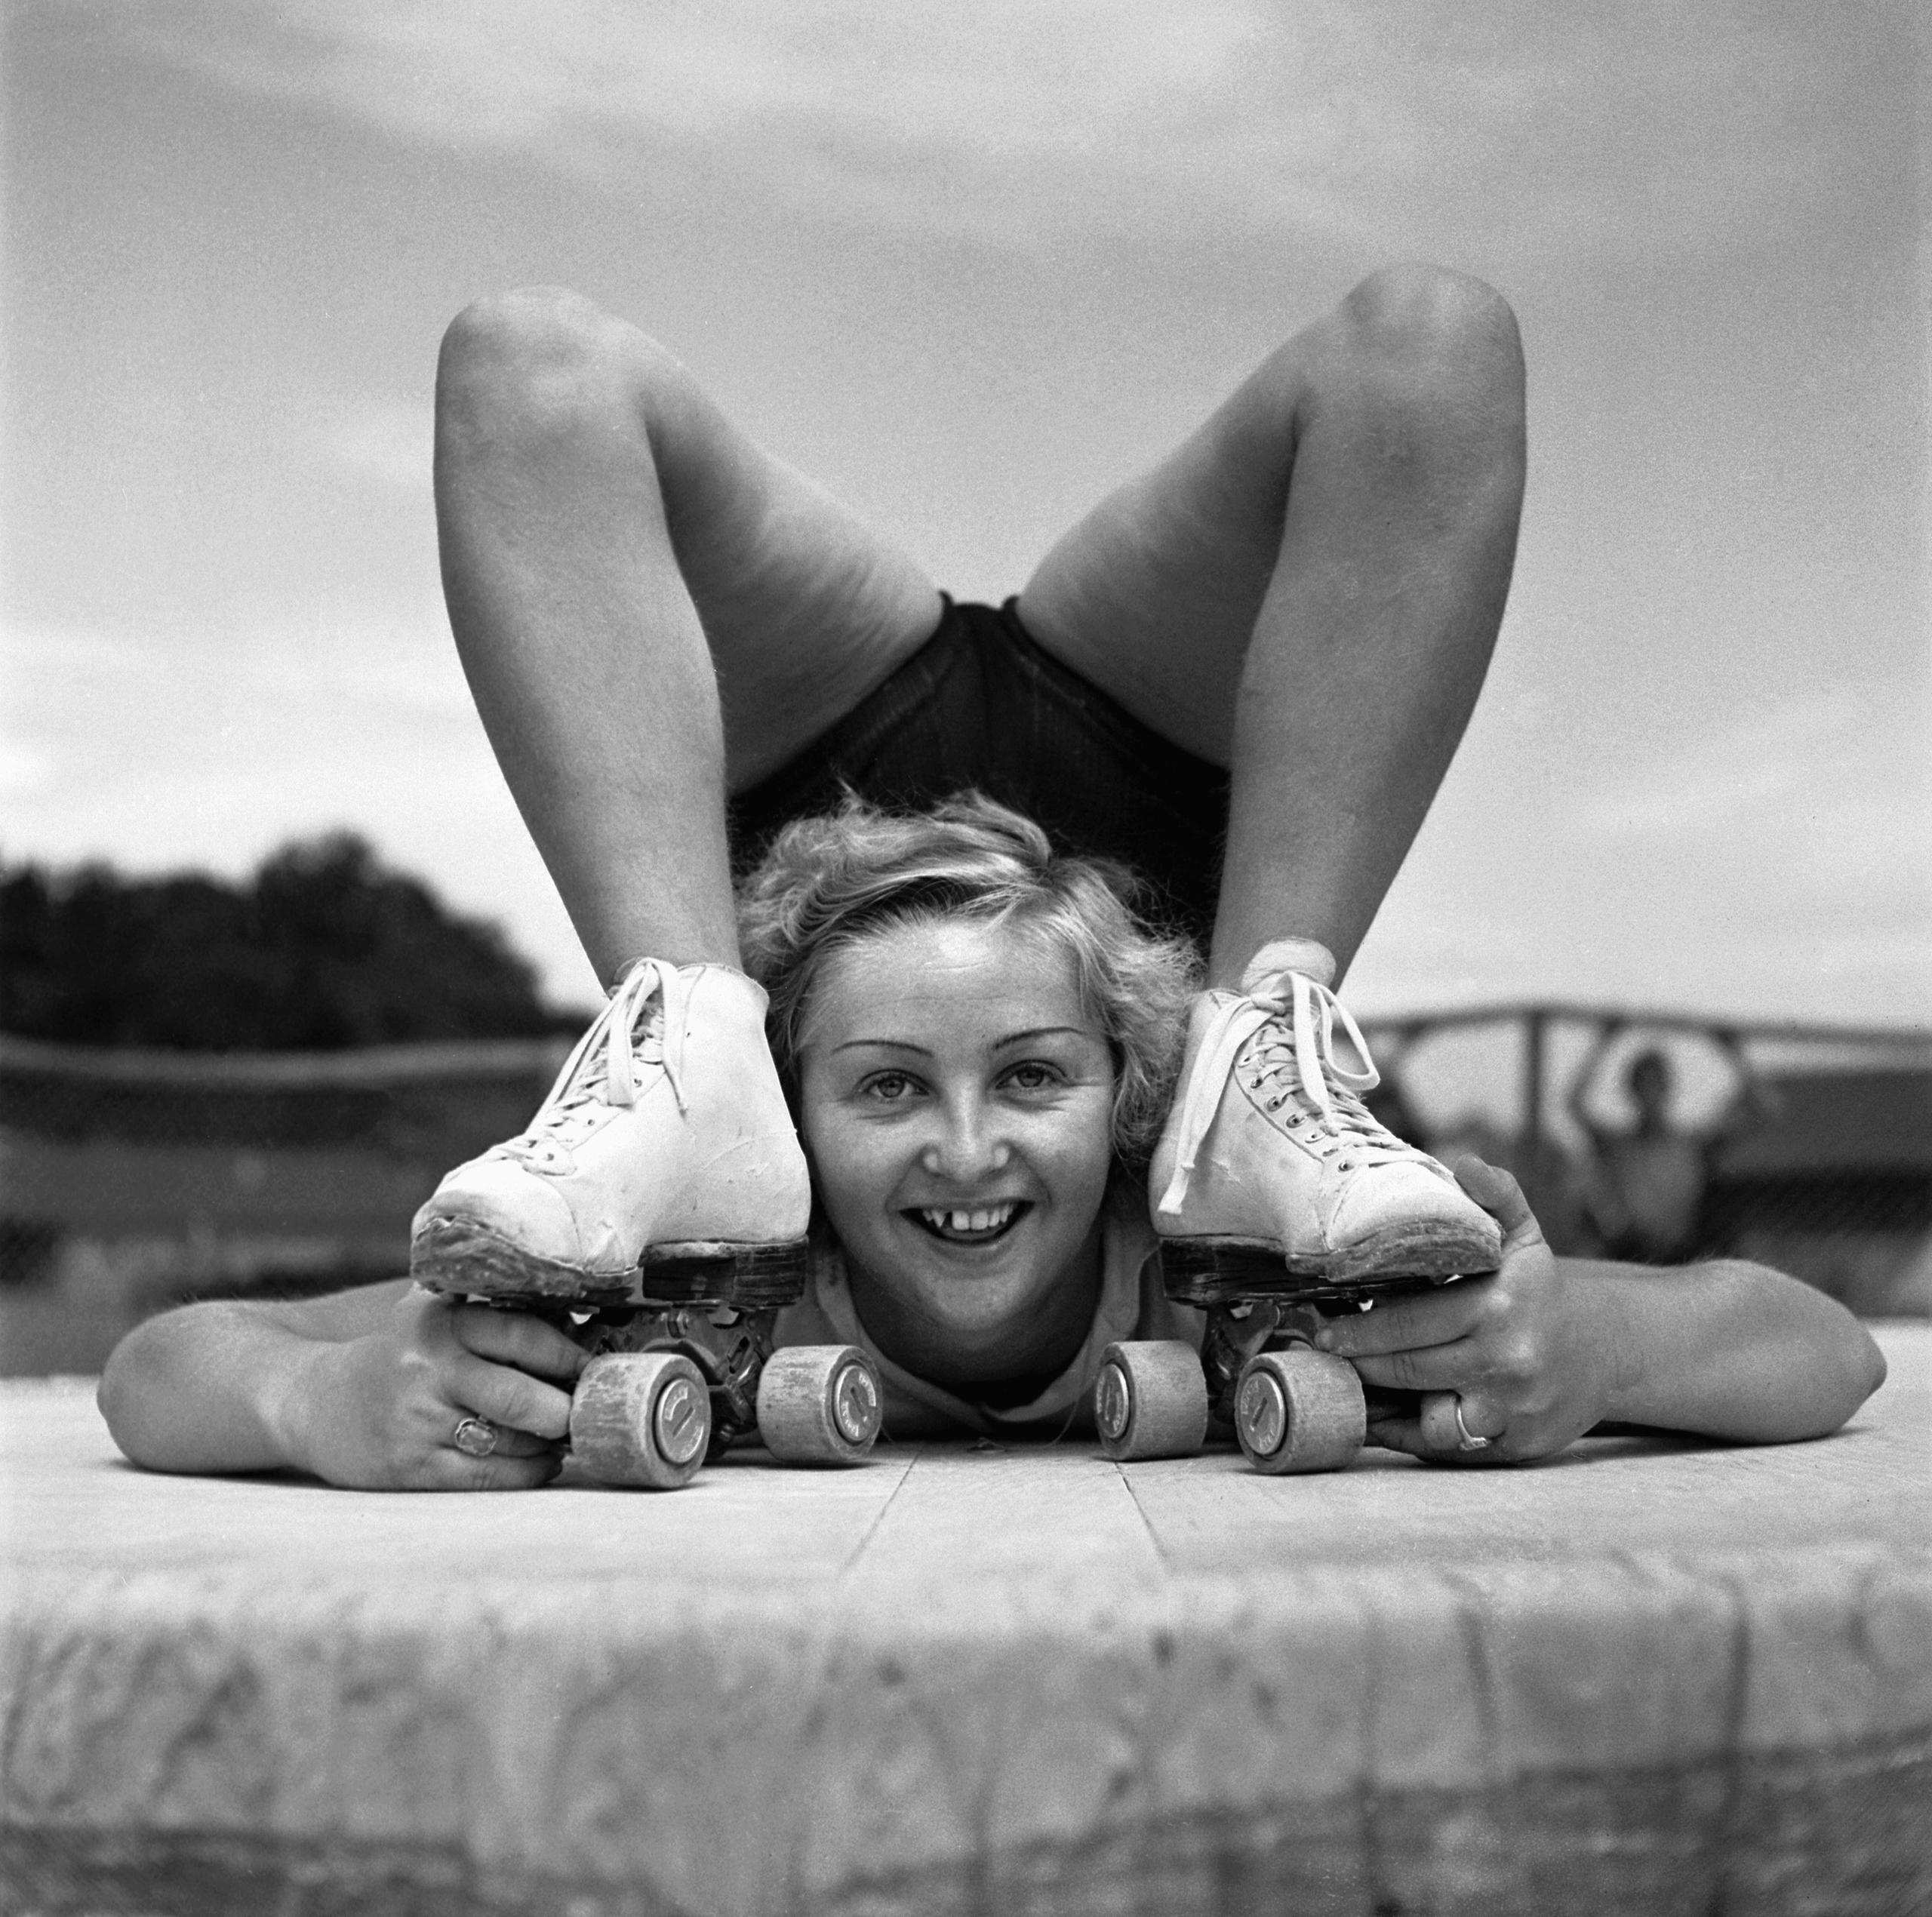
[1312,1158,1626,1465]
[282,1288,592,1490]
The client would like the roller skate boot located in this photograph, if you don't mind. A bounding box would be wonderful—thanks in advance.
[1150,937,1500,1294]
[411,958,810,1303]
[1096,939,1500,1477]
[411,959,879,1487]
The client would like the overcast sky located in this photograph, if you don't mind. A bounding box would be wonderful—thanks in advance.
[5,0,1926,1026]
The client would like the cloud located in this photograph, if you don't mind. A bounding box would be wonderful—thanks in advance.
[91,0,1894,259]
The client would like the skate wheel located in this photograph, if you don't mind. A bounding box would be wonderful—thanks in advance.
[755,1346,881,1465]
[570,1351,712,1488]
[1233,1348,1365,1475]
[1094,1341,1209,1462]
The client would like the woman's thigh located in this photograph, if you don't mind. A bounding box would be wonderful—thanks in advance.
[1013,349,1300,769]
[445,288,944,795]
[641,357,945,791]
[1016,269,1522,771]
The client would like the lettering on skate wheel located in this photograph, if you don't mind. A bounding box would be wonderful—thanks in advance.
[755,1346,881,1466]
[1233,1348,1366,1475]
[1094,1341,1209,1463]
[570,1351,712,1489]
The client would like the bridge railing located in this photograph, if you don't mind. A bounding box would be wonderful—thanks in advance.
[1354,1005,1930,1315]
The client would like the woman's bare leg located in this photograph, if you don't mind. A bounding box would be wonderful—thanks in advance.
[435,286,940,984]
[416,288,939,1306]
[1021,265,1524,1285]
[1017,264,1525,988]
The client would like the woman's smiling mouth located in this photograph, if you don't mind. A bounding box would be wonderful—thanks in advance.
[908,1200,1029,1245]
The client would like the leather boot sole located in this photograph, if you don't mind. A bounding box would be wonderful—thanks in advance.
[1159,1217,1501,1308]
[411,1215,811,1309]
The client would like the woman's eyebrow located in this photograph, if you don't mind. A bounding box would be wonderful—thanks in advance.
[827,1026,1091,1056]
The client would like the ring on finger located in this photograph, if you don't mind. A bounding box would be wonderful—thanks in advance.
[452,1415,500,1459]
[1452,1396,1493,1453]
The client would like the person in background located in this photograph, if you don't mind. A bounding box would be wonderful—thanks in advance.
[1567,1028,1771,1265]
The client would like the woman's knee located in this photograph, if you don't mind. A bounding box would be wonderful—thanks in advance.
[1331,263,1524,419]
[436,286,682,457]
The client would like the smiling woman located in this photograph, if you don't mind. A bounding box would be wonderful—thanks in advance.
[737,793,1201,1434]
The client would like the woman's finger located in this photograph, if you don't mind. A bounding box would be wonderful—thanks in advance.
[1365,1395,1506,1468]
[1315,1280,1490,1359]
[1363,1409,1432,1460]
[405,1389,560,1461]
[445,1349,577,1442]
[1447,1155,1544,1248]
[1417,1389,1509,1453]
[449,1303,592,1382]
[1347,1339,1484,1395]
[441,1417,556,1460]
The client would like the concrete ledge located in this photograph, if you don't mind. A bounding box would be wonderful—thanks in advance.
[3,1329,1927,1916]
[7,1731,1926,1917]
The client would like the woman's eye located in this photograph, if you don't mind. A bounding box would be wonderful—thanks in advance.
[863,1071,916,1102]
[1004,1061,1062,1092]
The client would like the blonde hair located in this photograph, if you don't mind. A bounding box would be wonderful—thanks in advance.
[736,793,1199,1173]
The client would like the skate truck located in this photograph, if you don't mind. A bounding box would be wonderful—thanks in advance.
[1093,1257,1479,1475]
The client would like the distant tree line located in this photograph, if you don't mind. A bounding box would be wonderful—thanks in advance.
[1,834,586,1050]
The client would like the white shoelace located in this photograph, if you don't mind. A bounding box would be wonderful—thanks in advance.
[496,959,692,1172]
[1157,966,1404,1217]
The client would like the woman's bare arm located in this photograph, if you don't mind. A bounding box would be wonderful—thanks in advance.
[1317,1158,1887,1463]
[97,1280,589,1489]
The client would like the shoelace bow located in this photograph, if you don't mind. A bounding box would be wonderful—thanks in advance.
[498,958,691,1168]
[1157,968,1404,1216]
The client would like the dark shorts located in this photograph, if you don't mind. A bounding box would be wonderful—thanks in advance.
[728,596,1229,948]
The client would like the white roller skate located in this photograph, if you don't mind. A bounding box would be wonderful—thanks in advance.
[1150,938,1501,1297]
[1097,940,1503,1477]
[411,961,877,1489]
[410,958,811,1306]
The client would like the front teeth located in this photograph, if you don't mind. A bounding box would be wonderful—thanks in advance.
[921,1203,1017,1235]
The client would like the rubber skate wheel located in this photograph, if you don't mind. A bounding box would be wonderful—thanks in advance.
[755,1346,881,1466]
[570,1351,712,1489]
[1233,1349,1366,1475]
[1094,1341,1209,1463]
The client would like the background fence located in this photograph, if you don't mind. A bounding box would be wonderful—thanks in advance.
[0,1035,568,1374]
[3,1010,1927,1374]
[1355,1005,1930,1319]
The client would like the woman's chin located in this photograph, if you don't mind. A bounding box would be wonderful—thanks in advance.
[900,1249,1052,1329]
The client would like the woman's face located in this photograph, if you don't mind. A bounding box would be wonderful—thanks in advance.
[796,915,1117,1389]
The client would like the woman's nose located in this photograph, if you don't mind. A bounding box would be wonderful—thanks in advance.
[920,1101,1012,1179]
